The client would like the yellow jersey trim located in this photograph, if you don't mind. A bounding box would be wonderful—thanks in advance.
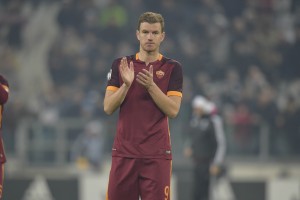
[167,91,182,97]
[106,86,119,92]
[136,53,163,61]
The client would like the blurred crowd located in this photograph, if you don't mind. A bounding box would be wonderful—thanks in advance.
[1,0,300,162]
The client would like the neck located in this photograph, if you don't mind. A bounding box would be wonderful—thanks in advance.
[138,50,160,65]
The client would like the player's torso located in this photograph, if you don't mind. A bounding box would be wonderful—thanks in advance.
[114,55,175,159]
[119,55,175,116]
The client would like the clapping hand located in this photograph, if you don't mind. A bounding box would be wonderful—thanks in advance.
[136,65,154,90]
[119,57,134,87]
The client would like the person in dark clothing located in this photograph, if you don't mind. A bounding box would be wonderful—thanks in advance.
[184,95,226,200]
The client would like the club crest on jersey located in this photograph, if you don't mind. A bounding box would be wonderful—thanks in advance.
[156,70,165,79]
[107,69,112,80]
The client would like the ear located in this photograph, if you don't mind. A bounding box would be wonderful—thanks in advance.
[136,30,140,41]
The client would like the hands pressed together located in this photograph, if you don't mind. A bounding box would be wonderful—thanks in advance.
[119,57,154,90]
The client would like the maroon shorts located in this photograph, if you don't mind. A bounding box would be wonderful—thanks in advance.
[106,157,172,200]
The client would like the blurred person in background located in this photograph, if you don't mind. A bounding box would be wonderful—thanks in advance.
[229,101,258,155]
[277,95,300,155]
[71,120,104,171]
[0,74,9,199]
[103,12,183,200]
[184,95,226,200]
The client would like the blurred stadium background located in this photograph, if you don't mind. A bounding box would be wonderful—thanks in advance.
[1,0,300,199]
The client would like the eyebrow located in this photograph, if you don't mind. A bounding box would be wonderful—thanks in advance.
[141,29,160,33]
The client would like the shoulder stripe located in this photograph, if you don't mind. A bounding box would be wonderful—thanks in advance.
[167,91,182,97]
[106,86,119,92]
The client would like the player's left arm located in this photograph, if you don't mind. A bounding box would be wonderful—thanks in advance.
[136,63,183,118]
[0,77,9,105]
[147,83,181,118]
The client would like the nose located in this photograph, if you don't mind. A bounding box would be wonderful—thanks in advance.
[147,33,154,40]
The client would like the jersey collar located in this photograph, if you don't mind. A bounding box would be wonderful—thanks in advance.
[135,53,163,62]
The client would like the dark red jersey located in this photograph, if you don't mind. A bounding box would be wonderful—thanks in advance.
[106,54,183,159]
[0,75,9,163]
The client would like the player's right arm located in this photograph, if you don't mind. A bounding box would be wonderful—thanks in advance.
[104,57,134,115]
[104,84,130,115]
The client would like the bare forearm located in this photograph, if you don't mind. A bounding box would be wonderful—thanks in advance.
[147,83,181,118]
[103,84,130,115]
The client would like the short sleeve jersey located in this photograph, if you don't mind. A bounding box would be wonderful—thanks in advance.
[0,75,9,163]
[106,54,183,159]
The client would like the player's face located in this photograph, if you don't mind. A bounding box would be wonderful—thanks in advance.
[136,22,165,53]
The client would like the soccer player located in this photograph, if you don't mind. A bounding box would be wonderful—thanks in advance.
[103,12,183,200]
[0,74,9,199]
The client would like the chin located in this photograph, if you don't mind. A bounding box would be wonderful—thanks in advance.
[143,47,156,52]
